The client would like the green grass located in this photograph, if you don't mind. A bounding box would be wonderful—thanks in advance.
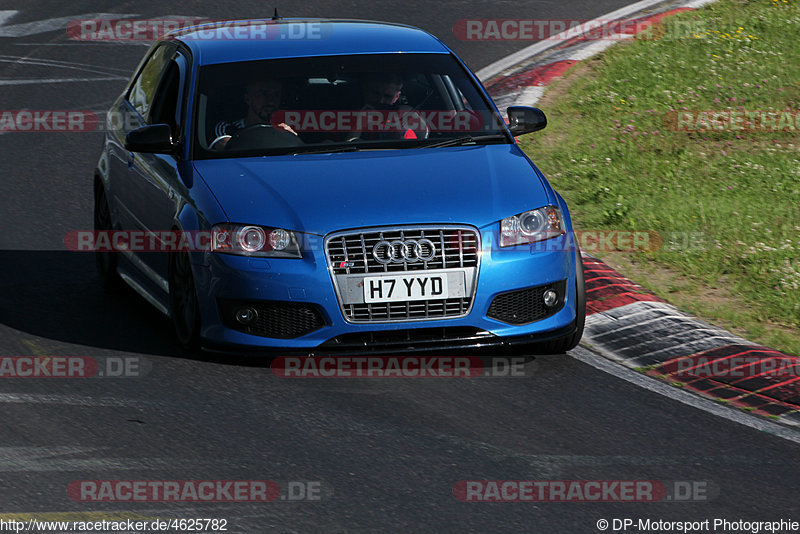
[519,0,800,355]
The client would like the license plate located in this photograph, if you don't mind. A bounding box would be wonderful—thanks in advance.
[363,273,449,303]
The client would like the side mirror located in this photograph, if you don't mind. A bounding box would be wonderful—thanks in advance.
[125,124,175,154]
[507,106,547,136]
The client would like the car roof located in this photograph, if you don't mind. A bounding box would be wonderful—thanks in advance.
[170,19,452,65]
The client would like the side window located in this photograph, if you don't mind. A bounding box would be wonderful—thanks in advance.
[149,57,182,134]
[128,45,171,119]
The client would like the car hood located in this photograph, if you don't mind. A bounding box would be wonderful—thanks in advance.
[193,144,550,235]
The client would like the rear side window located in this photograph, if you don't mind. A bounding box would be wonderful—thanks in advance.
[128,45,172,119]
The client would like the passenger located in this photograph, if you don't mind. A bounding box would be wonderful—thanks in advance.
[346,73,427,141]
[362,73,405,109]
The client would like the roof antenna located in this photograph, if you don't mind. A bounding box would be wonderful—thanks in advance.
[272,8,281,21]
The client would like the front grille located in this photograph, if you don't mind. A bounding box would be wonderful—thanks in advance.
[327,227,479,275]
[325,226,480,323]
[487,280,567,325]
[349,298,473,322]
[218,299,326,339]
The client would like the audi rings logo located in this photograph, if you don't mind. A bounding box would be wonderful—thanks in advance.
[373,239,437,264]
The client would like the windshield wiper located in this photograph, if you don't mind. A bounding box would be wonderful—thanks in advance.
[284,145,360,156]
[422,134,509,149]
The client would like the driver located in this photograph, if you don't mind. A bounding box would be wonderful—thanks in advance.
[211,77,297,150]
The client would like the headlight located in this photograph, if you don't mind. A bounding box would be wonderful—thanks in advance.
[500,206,565,247]
[211,223,302,258]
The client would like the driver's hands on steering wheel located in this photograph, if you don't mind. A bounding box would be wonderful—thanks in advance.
[273,122,298,136]
[223,123,305,151]
[211,122,298,151]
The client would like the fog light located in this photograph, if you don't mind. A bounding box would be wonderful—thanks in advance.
[543,289,558,307]
[235,307,258,324]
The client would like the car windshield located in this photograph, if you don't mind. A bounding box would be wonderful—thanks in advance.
[193,53,510,159]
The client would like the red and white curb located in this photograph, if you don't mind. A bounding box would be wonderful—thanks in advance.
[581,255,800,427]
[476,0,800,428]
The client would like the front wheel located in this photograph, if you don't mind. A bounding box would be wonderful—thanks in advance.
[169,249,201,350]
[94,186,122,291]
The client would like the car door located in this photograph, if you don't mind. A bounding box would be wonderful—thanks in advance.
[111,43,172,233]
[126,46,190,288]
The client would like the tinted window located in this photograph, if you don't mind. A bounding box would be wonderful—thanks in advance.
[150,58,182,133]
[128,45,172,119]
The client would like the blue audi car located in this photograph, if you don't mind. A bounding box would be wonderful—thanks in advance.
[94,18,585,354]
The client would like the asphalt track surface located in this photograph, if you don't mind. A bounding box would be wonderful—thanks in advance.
[0,1,799,531]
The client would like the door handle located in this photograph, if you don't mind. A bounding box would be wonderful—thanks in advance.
[127,152,135,169]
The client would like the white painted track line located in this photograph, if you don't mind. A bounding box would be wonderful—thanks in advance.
[476,0,671,81]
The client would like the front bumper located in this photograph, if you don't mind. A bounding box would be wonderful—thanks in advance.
[191,229,580,353]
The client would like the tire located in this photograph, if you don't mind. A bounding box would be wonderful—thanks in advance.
[169,248,201,350]
[94,185,123,291]
[534,249,586,354]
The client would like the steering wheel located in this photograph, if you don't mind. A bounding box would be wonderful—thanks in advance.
[346,109,431,142]
[403,110,430,140]
[225,124,304,151]
[209,135,231,150]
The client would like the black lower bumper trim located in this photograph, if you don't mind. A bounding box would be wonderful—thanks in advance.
[201,323,578,357]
